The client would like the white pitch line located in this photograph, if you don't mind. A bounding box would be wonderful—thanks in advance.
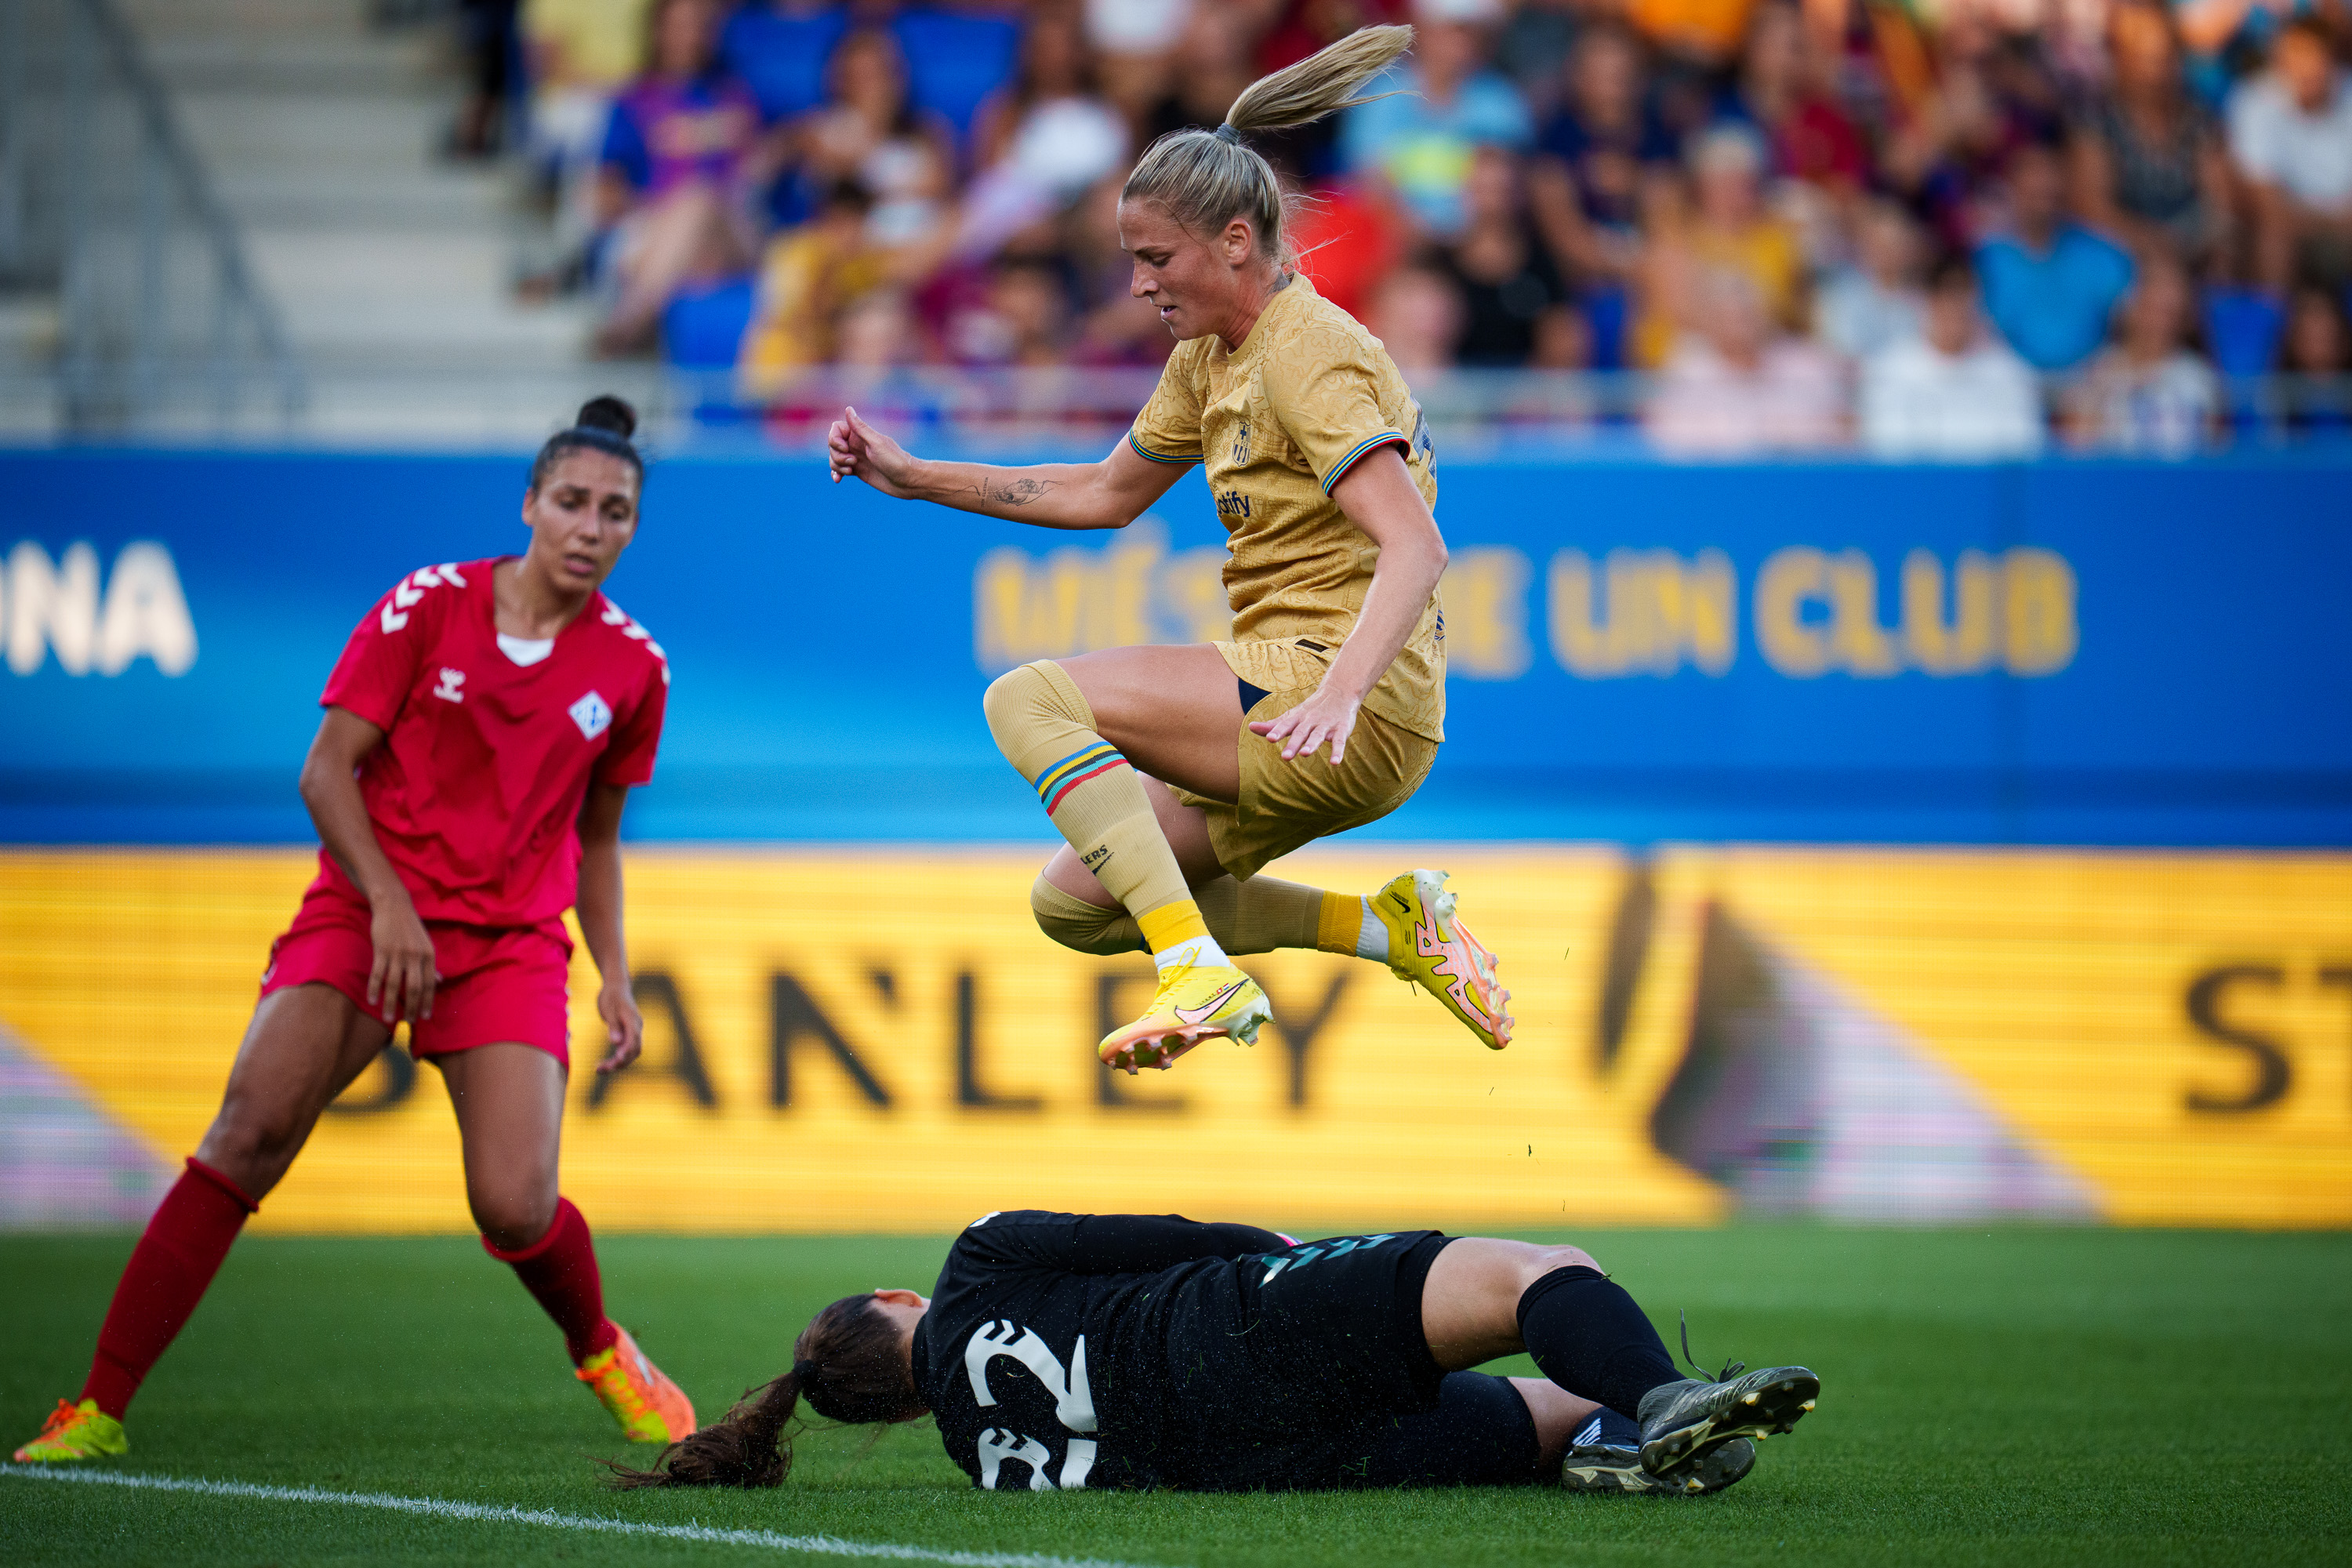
[1,1465,1175,1568]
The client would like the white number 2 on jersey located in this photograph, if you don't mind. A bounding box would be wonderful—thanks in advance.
[976,1428,1097,1491]
[964,1319,1098,1490]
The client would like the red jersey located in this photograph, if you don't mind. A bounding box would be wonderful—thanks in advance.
[313,557,670,927]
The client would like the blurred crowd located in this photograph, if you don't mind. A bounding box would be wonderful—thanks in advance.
[485,0,2352,450]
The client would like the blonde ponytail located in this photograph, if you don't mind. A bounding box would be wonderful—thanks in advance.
[1225,24,1414,134]
[1122,24,1415,265]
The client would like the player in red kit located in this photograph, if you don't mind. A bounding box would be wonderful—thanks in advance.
[13,397,693,1465]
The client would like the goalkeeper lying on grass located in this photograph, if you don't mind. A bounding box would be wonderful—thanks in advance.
[614,1211,1819,1496]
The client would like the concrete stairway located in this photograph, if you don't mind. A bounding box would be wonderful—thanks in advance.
[122,0,656,445]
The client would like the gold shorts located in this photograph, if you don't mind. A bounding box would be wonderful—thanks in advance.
[1170,640,1439,880]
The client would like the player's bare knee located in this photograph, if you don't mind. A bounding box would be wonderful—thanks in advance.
[474,1201,555,1253]
[470,1186,557,1250]
[1521,1243,1601,1288]
[199,1105,306,1186]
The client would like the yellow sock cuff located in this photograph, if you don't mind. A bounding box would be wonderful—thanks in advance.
[1316,891,1363,956]
[1136,899,1210,954]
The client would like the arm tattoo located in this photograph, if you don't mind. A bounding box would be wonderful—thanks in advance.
[977,475,1057,508]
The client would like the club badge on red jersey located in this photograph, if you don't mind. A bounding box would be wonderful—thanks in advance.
[569,691,612,740]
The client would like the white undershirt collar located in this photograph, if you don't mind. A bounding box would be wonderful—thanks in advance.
[496,633,555,667]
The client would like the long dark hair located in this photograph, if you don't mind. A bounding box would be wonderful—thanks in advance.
[608,1294,924,1489]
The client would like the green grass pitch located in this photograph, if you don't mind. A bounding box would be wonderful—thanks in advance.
[1,1227,2345,1567]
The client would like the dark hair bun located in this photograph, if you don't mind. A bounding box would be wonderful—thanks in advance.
[575,394,638,440]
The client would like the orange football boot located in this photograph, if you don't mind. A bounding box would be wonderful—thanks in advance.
[12,1398,127,1462]
[576,1325,695,1443]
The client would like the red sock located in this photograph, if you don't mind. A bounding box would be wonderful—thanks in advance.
[483,1196,619,1367]
[80,1157,259,1420]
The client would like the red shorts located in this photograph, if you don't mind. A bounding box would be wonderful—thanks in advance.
[260,886,574,1066]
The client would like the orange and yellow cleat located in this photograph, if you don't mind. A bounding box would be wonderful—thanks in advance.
[12,1398,128,1463]
[1097,960,1272,1073]
[576,1325,695,1443]
[1370,869,1514,1050]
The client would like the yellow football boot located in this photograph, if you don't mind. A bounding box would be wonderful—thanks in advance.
[1370,869,1514,1050]
[12,1398,127,1463]
[1098,960,1272,1074]
[576,1326,696,1443]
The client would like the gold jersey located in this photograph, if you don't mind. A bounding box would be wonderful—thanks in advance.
[1127,273,1446,742]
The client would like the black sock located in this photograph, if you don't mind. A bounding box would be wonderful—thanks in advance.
[1515,1265,1679,1421]
[1572,1406,1643,1450]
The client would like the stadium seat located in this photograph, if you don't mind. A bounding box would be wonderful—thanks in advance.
[2201,286,2285,377]
[2201,286,2286,438]
[662,277,757,370]
[722,2,852,122]
[1581,285,1631,373]
[891,5,1022,147]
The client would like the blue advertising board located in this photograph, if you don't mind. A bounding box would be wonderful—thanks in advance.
[1,448,2347,845]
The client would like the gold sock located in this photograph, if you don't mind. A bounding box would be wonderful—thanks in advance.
[1136,901,1210,954]
[1030,876,1144,955]
[1036,873,1335,959]
[1188,876,1356,956]
[983,659,1198,946]
[1316,889,1367,956]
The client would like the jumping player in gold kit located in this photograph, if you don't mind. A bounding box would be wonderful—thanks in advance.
[826,25,1512,1073]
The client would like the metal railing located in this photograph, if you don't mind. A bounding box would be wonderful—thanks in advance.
[664,367,1667,456]
[683,366,1663,439]
[0,0,301,434]
[662,365,2352,456]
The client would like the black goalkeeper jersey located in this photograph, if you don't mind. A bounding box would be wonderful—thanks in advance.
[908,1210,1450,1492]
[910,1210,1286,1490]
